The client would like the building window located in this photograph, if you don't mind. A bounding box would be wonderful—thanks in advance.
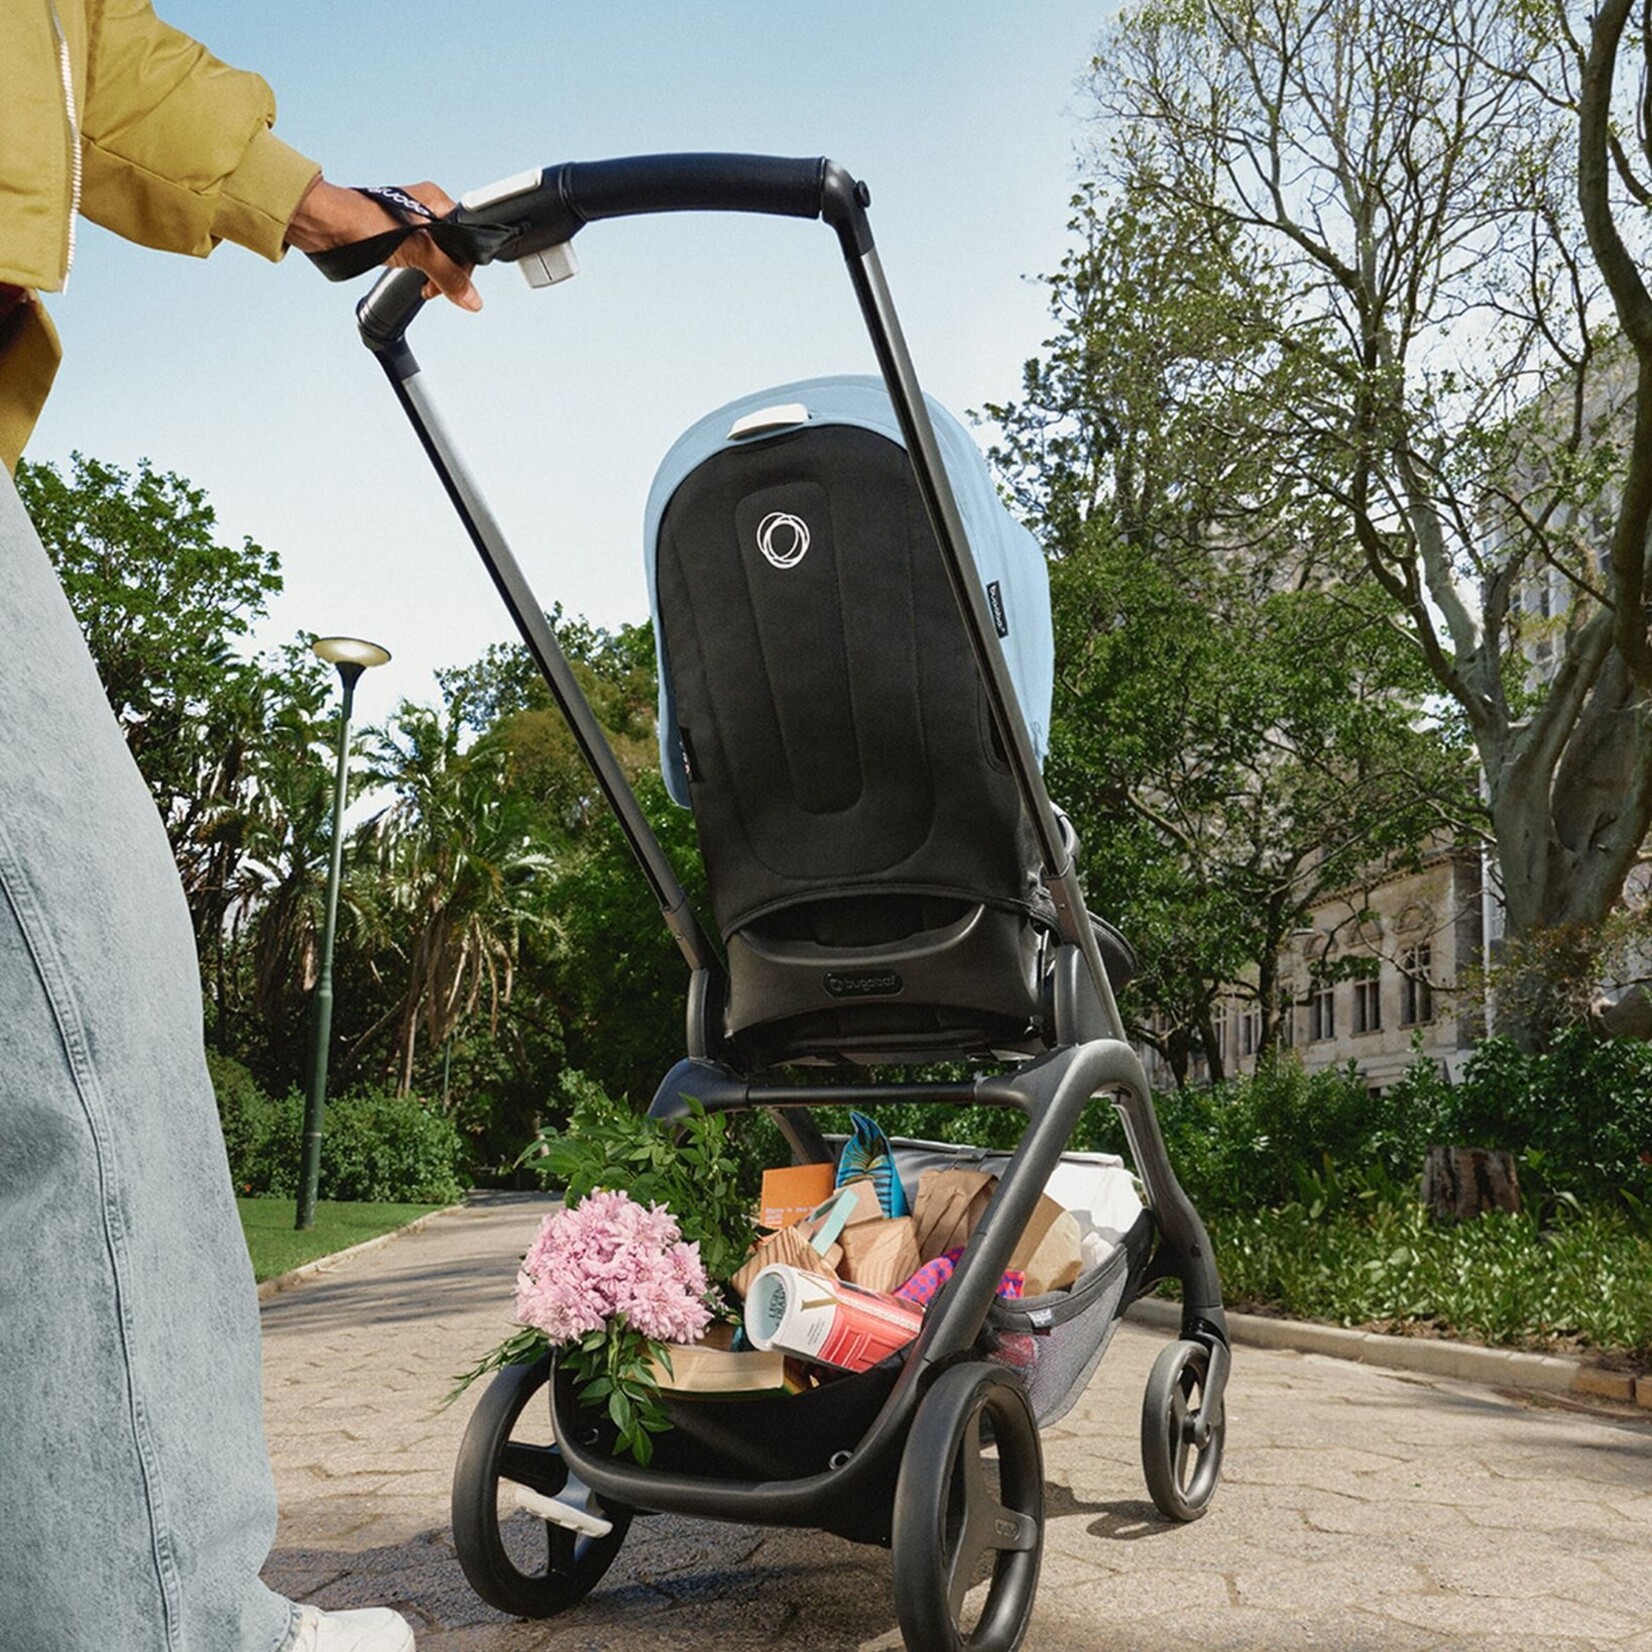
[1353,976,1382,1035]
[1199,1017,1226,1065]
[1239,1007,1260,1058]
[1401,945,1435,1026]
[1308,983,1336,1042]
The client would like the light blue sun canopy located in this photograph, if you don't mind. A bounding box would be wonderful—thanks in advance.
[644,374,1055,807]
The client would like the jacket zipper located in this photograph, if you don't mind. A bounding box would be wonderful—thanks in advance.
[47,0,82,287]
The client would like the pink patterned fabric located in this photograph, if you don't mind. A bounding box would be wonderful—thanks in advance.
[894,1247,1026,1306]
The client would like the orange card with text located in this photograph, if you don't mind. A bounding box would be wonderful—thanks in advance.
[759,1163,837,1230]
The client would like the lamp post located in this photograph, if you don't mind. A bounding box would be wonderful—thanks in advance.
[296,635,391,1231]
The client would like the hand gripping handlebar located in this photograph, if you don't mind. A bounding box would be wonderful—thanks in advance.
[346,153,872,350]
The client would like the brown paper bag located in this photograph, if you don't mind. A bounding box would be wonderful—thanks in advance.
[731,1222,841,1301]
[1007,1191,1069,1272]
[912,1168,996,1263]
[837,1216,921,1294]
[1018,1208,1085,1295]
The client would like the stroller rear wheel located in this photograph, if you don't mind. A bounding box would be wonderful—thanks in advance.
[891,1362,1044,1652]
[451,1355,632,1616]
[1140,1338,1224,1521]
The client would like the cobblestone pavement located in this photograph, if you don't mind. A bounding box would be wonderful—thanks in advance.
[260,1195,1652,1651]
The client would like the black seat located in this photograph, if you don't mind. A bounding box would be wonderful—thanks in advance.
[654,417,1127,1068]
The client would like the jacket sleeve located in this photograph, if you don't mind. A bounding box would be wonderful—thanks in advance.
[77,0,319,262]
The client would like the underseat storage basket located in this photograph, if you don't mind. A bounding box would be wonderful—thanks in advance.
[983,1232,1143,1427]
[555,1352,903,1483]
[886,1138,1154,1427]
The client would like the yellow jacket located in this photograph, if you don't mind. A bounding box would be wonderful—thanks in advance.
[0,0,320,471]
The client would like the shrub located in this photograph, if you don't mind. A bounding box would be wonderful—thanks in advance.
[1211,1193,1652,1355]
[1389,1030,1652,1208]
[1080,1054,1437,1215]
[213,1063,469,1205]
[207,1050,279,1185]
[314,1089,470,1204]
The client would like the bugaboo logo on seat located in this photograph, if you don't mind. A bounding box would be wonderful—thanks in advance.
[756,510,811,570]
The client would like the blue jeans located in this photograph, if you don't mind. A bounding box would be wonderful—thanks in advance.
[0,471,297,1651]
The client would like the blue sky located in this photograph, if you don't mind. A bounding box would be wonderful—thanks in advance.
[30,1,1112,722]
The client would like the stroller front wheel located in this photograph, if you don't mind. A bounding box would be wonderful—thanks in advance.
[1140,1338,1225,1521]
[451,1354,633,1616]
[891,1361,1044,1652]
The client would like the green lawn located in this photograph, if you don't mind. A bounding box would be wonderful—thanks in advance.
[237,1197,441,1282]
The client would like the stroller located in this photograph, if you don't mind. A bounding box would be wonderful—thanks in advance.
[338,154,1230,1652]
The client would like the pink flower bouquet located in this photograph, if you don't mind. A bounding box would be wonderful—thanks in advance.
[512,1190,714,1462]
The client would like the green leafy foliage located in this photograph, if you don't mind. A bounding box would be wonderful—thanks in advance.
[1124,1045,1652,1353]
[213,1059,468,1204]
[1212,1195,1652,1356]
[451,1319,677,1466]
[518,1071,756,1288]
[564,1322,676,1466]
[14,453,281,781]
[1076,0,1652,1046]
[1386,1030,1652,1208]
[1085,1055,1441,1214]
[987,181,1475,1077]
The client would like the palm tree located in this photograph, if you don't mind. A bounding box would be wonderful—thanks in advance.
[358,700,555,1096]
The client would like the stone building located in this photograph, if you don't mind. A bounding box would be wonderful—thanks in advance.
[1141,841,1485,1093]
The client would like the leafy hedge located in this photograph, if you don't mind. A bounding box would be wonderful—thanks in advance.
[1386,1029,1652,1209]
[209,1051,469,1204]
[1209,1161,1652,1354]
[805,1041,1652,1354]
[1071,1035,1652,1215]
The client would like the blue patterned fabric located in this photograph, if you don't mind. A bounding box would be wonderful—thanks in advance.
[835,1111,911,1218]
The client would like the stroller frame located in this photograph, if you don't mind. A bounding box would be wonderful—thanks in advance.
[353,154,1229,1646]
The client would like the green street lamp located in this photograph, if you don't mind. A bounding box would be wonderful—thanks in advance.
[296,635,391,1231]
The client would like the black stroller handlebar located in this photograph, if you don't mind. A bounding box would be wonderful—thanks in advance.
[531,152,866,237]
[355,153,873,352]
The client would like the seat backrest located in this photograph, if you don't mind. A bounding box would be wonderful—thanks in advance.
[655,419,1039,939]
[646,379,1058,1064]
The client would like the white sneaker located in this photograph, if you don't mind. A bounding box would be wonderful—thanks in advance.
[288,1604,415,1652]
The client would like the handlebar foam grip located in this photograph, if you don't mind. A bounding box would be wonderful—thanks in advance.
[557,154,829,224]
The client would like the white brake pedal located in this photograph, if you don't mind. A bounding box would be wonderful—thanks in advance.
[512,1483,614,1537]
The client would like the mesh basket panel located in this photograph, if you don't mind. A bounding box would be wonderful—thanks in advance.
[983,1234,1140,1426]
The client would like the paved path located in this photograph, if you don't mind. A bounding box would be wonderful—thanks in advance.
[260,1196,1652,1651]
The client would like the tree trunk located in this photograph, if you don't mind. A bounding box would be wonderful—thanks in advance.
[1420,1146,1521,1221]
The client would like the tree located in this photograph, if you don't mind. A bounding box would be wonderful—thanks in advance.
[537,765,709,1106]
[15,452,290,948]
[1083,0,1652,1044]
[15,452,282,818]
[435,619,706,1108]
[356,699,556,1096]
[990,180,1473,1082]
[436,612,659,843]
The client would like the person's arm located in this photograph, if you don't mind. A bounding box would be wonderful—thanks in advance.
[77,0,479,309]
[78,0,314,261]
